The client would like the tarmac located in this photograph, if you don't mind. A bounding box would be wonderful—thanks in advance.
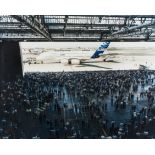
[23,49,155,73]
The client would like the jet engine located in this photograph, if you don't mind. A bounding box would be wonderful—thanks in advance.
[60,59,69,64]
[70,59,81,65]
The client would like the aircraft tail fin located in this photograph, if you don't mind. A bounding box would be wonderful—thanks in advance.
[91,41,110,58]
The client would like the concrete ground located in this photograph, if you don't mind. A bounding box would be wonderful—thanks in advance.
[23,50,155,73]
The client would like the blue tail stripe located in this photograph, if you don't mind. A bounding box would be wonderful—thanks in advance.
[91,41,110,59]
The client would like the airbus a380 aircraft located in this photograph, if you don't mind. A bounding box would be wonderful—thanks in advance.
[36,41,110,65]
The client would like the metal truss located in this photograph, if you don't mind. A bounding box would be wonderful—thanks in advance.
[11,15,51,40]
[0,15,155,41]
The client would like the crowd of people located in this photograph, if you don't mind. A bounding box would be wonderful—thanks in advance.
[0,70,155,139]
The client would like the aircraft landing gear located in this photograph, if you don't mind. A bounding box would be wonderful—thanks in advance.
[103,58,107,62]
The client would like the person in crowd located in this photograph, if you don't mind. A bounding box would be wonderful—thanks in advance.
[0,70,155,139]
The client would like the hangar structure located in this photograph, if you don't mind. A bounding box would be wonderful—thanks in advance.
[0,15,155,81]
[0,15,155,42]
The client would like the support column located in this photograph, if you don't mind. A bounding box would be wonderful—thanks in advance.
[0,41,23,82]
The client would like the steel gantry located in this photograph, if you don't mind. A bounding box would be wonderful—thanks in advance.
[11,15,51,40]
[0,15,155,41]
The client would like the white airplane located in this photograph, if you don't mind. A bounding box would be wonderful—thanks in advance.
[36,42,110,65]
